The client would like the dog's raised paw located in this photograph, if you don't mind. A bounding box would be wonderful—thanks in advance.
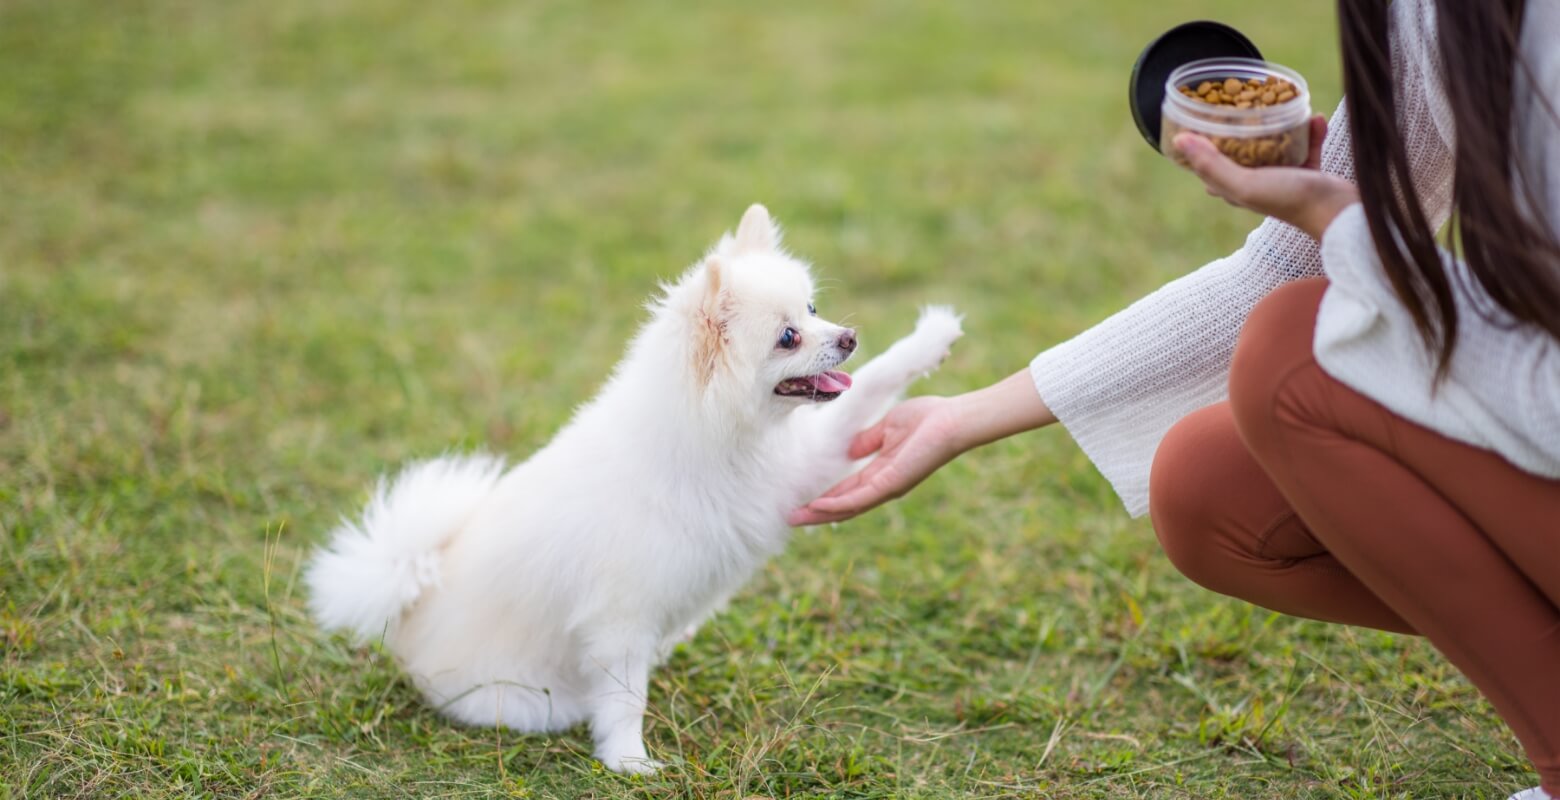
[907,305,963,372]
[915,305,963,343]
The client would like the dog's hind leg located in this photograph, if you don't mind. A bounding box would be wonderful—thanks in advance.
[816,305,962,440]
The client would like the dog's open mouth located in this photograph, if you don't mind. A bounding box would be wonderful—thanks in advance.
[774,370,853,402]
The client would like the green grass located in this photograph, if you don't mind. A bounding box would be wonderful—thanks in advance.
[0,0,1539,797]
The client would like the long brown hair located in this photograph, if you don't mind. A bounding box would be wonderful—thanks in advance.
[1337,0,1560,375]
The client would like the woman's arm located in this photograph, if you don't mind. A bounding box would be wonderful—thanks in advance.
[1022,107,1353,518]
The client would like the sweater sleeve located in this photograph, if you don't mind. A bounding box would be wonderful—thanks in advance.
[1028,157,1343,518]
[1030,0,1453,517]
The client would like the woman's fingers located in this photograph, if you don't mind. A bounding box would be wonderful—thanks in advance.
[787,483,856,523]
[789,399,953,526]
[788,460,905,525]
[787,505,860,526]
[802,492,870,517]
[1303,114,1327,169]
[787,418,898,526]
[809,463,897,512]
[800,486,882,521]
[1173,132,1250,204]
[786,504,836,525]
[810,470,866,503]
[847,419,889,460]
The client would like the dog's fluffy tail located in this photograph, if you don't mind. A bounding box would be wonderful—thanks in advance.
[306,454,506,643]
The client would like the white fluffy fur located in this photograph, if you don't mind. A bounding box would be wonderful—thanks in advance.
[305,204,962,773]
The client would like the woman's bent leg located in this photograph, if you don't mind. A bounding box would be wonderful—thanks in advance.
[1150,401,1414,632]
[1230,278,1560,793]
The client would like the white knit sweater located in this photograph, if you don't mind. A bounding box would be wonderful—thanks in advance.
[1030,0,1560,518]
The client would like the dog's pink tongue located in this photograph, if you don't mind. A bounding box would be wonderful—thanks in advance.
[814,370,852,393]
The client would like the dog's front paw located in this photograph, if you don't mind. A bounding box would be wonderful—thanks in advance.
[916,305,963,337]
[906,305,963,373]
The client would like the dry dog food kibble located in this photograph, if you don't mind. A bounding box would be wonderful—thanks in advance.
[1159,59,1312,169]
[1163,73,1308,168]
[1177,74,1300,110]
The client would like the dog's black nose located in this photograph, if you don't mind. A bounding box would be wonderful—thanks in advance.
[837,329,857,353]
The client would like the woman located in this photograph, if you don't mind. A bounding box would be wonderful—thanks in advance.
[790,0,1560,796]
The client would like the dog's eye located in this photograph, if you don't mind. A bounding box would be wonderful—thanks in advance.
[777,327,799,350]
[807,302,816,316]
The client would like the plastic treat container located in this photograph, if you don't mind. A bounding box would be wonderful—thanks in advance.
[1161,58,1311,168]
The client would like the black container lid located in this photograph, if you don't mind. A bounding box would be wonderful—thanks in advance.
[1129,21,1263,151]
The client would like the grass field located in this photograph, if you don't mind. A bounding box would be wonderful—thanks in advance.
[0,0,1540,797]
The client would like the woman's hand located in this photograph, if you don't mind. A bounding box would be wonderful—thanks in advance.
[789,369,1056,526]
[1173,115,1359,239]
[787,396,964,526]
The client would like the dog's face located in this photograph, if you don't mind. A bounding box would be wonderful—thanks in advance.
[683,205,858,411]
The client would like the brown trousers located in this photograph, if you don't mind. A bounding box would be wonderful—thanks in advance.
[1149,278,1560,792]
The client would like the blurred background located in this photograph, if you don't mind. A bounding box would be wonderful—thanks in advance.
[0,0,1346,462]
[4,1,1533,798]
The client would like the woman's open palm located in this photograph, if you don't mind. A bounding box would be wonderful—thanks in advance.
[788,396,963,525]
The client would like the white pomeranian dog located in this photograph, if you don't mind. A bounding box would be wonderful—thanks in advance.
[306,204,962,773]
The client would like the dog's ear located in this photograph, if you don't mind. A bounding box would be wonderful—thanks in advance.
[732,203,780,254]
[692,257,727,384]
[702,256,723,313]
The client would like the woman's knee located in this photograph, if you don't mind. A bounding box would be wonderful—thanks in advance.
[1150,407,1245,591]
[1229,278,1328,452]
